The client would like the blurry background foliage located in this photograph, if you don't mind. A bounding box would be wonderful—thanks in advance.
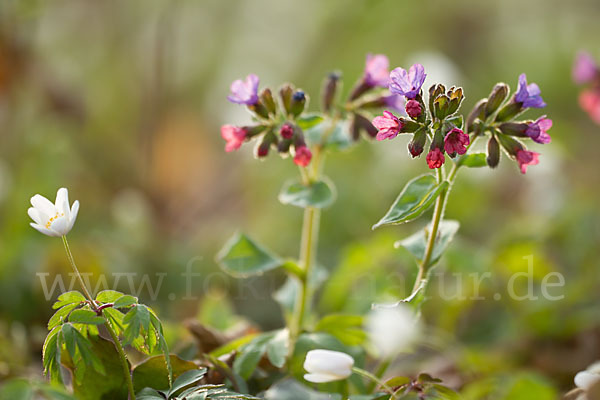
[0,0,599,397]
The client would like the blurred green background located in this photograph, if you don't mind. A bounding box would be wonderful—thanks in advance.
[1,0,599,397]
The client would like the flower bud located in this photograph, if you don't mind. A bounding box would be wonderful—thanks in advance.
[279,84,294,115]
[290,90,307,117]
[495,100,523,123]
[405,99,422,119]
[486,136,500,168]
[256,130,277,158]
[248,101,270,119]
[260,88,277,116]
[408,128,427,157]
[446,86,464,115]
[280,123,295,139]
[498,122,528,137]
[352,112,378,140]
[278,139,292,154]
[496,132,524,157]
[428,83,446,113]
[304,349,354,383]
[466,99,487,133]
[485,83,509,118]
[293,145,312,167]
[433,94,451,120]
[321,71,341,113]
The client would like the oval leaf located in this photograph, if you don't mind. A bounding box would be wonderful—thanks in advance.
[69,309,105,325]
[278,179,336,209]
[394,220,460,267]
[373,175,448,229]
[216,233,282,278]
[457,153,487,168]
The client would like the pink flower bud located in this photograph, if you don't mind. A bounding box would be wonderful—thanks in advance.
[426,148,445,169]
[405,99,422,119]
[280,123,295,139]
[294,146,312,167]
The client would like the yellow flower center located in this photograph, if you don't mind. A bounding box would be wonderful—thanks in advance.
[45,212,65,229]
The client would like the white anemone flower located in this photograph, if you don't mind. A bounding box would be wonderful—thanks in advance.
[303,349,354,383]
[366,304,420,357]
[574,362,600,398]
[28,188,79,237]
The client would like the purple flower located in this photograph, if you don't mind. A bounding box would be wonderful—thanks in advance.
[389,64,426,99]
[364,54,390,87]
[382,94,406,114]
[514,73,546,108]
[227,74,259,105]
[516,150,539,174]
[573,52,598,85]
[526,116,552,144]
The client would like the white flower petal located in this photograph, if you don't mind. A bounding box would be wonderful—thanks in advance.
[28,207,43,225]
[31,194,57,217]
[50,216,70,236]
[303,349,354,380]
[575,371,600,391]
[68,200,79,231]
[55,188,70,219]
[303,373,342,383]
[30,223,60,237]
[367,305,419,357]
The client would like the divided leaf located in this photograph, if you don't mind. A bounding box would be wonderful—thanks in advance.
[216,232,282,278]
[278,178,336,209]
[373,175,448,229]
[52,291,86,309]
[68,309,105,325]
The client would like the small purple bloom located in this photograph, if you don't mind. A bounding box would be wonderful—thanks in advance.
[227,74,260,105]
[389,64,426,99]
[382,94,406,114]
[526,116,552,144]
[364,54,390,88]
[372,111,403,141]
[573,52,598,85]
[514,73,546,108]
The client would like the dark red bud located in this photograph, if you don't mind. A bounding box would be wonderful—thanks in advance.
[280,123,295,139]
[405,100,422,119]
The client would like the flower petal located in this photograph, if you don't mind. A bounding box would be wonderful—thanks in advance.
[55,188,70,219]
[51,216,69,236]
[31,194,57,217]
[303,373,342,383]
[68,200,80,232]
[30,222,60,237]
[28,207,44,225]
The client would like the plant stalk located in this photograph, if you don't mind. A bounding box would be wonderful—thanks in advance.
[352,367,396,398]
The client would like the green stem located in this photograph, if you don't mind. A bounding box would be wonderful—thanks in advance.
[366,357,391,393]
[352,367,396,398]
[61,236,136,400]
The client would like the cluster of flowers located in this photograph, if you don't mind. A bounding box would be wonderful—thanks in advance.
[222,74,312,166]
[372,64,552,174]
[221,54,407,166]
[573,52,600,124]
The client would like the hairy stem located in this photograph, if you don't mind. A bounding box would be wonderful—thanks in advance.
[352,367,396,398]
[61,236,136,400]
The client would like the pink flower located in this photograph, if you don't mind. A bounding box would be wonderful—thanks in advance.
[227,74,260,105]
[221,125,247,152]
[526,116,552,144]
[443,128,470,156]
[579,89,600,124]
[573,52,598,85]
[516,149,540,174]
[372,111,403,141]
[294,146,312,167]
[405,100,422,119]
[426,148,445,169]
[364,54,390,88]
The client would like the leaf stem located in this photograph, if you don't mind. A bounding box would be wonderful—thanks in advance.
[61,236,135,400]
[352,367,396,398]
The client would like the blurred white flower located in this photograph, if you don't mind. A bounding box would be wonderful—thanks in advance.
[366,304,420,357]
[28,188,79,237]
[575,362,600,399]
[303,349,354,383]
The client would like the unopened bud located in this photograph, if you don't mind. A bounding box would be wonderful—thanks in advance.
[433,94,451,120]
[429,83,446,112]
[248,101,270,119]
[447,87,464,115]
[486,136,500,168]
[290,90,307,117]
[256,130,277,158]
[321,71,341,113]
[260,88,277,116]
[280,123,295,139]
[278,139,292,154]
[498,122,528,137]
[466,99,487,133]
[279,84,294,115]
[495,100,523,123]
[485,83,509,118]
[405,100,422,119]
[352,112,378,140]
[496,132,524,157]
[408,128,427,157]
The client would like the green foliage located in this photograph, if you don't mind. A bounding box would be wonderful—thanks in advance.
[395,220,460,267]
[314,314,367,346]
[279,178,336,209]
[232,329,290,379]
[457,153,488,168]
[0,379,75,400]
[133,355,198,393]
[297,113,325,130]
[373,175,449,229]
[216,232,282,278]
[305,120,353,150]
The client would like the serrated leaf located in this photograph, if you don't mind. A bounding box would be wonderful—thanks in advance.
[69,309,105,325]
[395,220,460,267]
[53,291,86,309]
[149,312,173,385]
[457,153,487,168]
[114,295,138,308]
[373,175,449,229]
[168,369,207,397]
[48,303,81,330]
[96,290,125,303]
[61,324,106,382]
[123,305,151,347]
[216,232,282,278]
[43,327,62,383]
[278,178,336,209]
[297,113,324,130]
[233,333,274,380]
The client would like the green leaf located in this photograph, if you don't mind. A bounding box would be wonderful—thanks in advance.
[266,329,289,368]
[278,178,336,209]
[457,153,487,168]
[68,309,105,325]
[305,120,353,151]
[48,303,80,330]
[53,291,86,309]
[42,327,62,383]
[233,333,274,380]
[264,378,342,400]
[149,312,173,386]
[132,355,197,394]
[384,376,411,387]
[373,175,449,229]
[216,232,282,278]
[60,324,106,384]
[273,266,328,323]
[314,314,366,346]
[95,290,125,303]
[209,333,259,358]
[168,369,207,397]
[297,113,324,130]
[113,295,138,308]
[0,379,33,400]
[395,220,460,267]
